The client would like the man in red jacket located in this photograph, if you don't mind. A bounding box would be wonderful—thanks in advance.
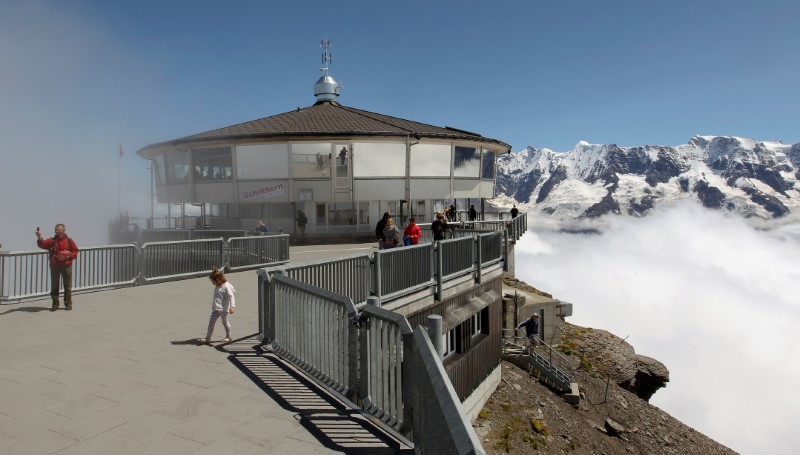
[36,224,79,311]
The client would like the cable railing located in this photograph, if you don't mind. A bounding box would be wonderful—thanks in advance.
[1,235,290,303]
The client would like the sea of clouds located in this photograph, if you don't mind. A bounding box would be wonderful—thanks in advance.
[514,201,800,455]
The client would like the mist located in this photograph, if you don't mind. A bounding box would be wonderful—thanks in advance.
[0,2,159,251]
[515,201,800,455]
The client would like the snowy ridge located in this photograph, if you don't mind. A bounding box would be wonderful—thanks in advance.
[495,135,800,220]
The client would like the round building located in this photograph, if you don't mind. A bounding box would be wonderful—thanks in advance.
[136,50,510,242]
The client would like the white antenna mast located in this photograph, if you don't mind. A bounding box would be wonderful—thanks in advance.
[320,38,332,76]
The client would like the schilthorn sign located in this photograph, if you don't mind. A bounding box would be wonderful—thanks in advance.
[242,183,285,200]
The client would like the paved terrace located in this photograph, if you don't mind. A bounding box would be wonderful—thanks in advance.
[0,243,418,455]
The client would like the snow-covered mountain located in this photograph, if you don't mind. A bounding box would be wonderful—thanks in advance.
[495,135,800,220]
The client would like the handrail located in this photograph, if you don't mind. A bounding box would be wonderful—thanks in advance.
[1,236,290,303]
[502,328,574,391]
[258,267,485,453]
[269,274,359,398]
[372,243,434,302]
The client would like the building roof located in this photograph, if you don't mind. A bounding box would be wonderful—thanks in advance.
[137,101,511,157]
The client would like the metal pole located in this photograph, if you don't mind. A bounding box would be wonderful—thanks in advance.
[427,315,443,360]
[149,163,154,225]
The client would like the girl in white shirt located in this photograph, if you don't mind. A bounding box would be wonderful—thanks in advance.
[198,267,236,344]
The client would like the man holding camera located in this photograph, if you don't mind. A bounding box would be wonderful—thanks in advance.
[36,224,79,311]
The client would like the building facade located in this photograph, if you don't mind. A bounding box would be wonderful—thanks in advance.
[136,56,510,240]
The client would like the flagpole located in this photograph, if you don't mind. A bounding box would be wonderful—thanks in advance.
[118,148,121,215]
[117,143,123,215]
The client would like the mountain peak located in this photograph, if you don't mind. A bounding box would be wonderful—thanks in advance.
[495,136,799,220]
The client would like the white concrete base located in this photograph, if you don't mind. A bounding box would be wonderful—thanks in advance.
[462,364,502,423]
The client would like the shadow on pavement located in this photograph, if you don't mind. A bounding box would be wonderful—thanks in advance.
[227,339,413,454]
[0,305,53,315]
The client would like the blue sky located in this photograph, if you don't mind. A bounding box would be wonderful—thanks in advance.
[1,0,798,248]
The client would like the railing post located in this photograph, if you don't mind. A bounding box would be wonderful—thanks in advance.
[435,244,443,301]
[135,244,146,286]
[266,268,285,344]
[347,297,360,401]
[358,307,369,403]
[222,239,230,272]
[427,315,443,361]
[503,229,509,272]
[475,236,483,284]
[366,295,380,308]
[372,252,382,304]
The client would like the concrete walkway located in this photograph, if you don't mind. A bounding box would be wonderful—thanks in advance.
[0,243,412,454]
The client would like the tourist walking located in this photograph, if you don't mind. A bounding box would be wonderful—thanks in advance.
[198,268,236,344]
[510,205,519,218]
[382,218,402,249]
[403,217,422,245]
[431,212,449,241]
[516,313,540,348]
[296,210,307,240]
[375,212,390,249]
[36,224,79,311]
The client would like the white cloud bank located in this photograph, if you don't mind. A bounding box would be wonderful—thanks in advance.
[515,201,800,455]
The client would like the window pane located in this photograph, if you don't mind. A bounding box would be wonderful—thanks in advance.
[165,150,190,184]
[237,143,289,179]
[410,143,451,176]
[154,155,166,185]
[353,142,406,177]
[192,147,232,181]
[328,202,355,226]
[292,143,331,178]
[453,146,480,177]
[315,203,326,225]
[481,150,496,180]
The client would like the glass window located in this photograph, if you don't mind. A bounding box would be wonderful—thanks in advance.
[352,142,406,177]
[328,202,356,226]
[315,203,326,226]
[236,143,289,180]
[481,150,496,180]
[292,143,331,178]
[410,143,451,176]
[239,204,261,219]
[154,155,166,185]
[358,202,370,225]
[443,329,457,359]
[192,147,232,181]
[471,311,483,337]
[165,150,190,184]
[453,146,480,177]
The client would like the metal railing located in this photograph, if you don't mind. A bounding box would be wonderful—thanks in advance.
[139,238,225,283]
[502,329,574,392]
[0,245,140,301]
[1,235,290,303]
[410,326,486,454]
[259,273,483,453]
[227,235,290,271]
[269,274,358,399]
[373,243,434,302]
[437,237,475,281]
[358,304,414,434]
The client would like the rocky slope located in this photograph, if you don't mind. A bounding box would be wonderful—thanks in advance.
[475,324,737,454]
[495,135,800,220]
[473,280,738,454]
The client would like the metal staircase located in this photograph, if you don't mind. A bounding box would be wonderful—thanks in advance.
[503,330,574,392]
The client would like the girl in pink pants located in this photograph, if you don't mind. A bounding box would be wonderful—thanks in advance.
[198,268,236,344]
